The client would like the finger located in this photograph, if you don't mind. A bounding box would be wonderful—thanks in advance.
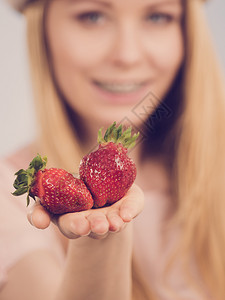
[27,201,51,229]
[57,213,91,239]
[89,223,127,239]
[86,212,109,235]
[88,231,109,240]
[119,184,145,222]
[107,209,124,232]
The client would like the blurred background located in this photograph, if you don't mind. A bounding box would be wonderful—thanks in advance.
[0,0,225,157]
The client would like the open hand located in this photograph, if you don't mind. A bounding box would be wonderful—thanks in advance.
[27,184,144,239]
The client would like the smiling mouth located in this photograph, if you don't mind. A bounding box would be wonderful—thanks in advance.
[93,81,147,94]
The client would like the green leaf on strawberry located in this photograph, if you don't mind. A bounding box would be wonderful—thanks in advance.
[80,122,139,208]
[12,154,94,214]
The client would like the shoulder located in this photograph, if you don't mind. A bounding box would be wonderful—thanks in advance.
[2,144,35,170]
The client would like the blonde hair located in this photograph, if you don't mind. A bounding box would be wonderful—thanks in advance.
[24,0,225,299]
[171,0,225,299]
[24,0,83,172]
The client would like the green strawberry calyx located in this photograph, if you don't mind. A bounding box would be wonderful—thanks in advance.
[12,154,47,206]
[97,121,140,149]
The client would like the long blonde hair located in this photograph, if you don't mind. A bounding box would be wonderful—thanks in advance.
[24,0,83,172]
[24,0,225,299]
[171,0,225,299]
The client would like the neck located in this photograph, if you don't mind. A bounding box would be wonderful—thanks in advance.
[78,120,103,155]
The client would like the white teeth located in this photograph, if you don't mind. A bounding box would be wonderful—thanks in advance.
[96,82,142,93]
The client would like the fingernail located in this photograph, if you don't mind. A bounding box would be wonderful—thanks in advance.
[30,214,34,226]
[109,228,119,233]
[81,230,91,237]
[121,211,132,222]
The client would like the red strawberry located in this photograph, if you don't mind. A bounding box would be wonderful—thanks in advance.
[79,122,139,208]
[12,155,93,214]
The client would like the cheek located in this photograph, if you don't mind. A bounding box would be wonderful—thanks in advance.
[49,27,113,73]
[145,27,184,74]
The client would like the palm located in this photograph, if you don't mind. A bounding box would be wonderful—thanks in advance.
[27,184,144,239]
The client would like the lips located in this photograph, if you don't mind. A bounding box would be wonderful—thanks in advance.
[93,81,147,94]
[91,79,151,105]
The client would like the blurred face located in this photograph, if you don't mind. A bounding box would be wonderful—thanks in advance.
[45,0,184,129]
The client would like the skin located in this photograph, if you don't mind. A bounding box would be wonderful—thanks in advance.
[24,0,184,239]
[36,0,183,238]
[0,0,184,299]
[27,184,144,238]
[46,0,184,144]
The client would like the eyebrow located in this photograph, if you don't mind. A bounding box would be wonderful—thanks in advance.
[67,0,181,6]
[67,0,111,7]
[66,0,182,11]
[146,0,182,8]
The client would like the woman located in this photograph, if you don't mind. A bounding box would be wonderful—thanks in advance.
[1,0,225,299]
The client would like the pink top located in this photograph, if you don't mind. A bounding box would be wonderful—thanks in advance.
[133,191,209,299]
[0,157,65,289]
[0,150,210,299]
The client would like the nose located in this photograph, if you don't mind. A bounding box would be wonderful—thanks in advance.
[111,22,143,69]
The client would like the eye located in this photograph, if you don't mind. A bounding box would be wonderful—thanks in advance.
[76,11,105,25]
[146,13,174,24]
